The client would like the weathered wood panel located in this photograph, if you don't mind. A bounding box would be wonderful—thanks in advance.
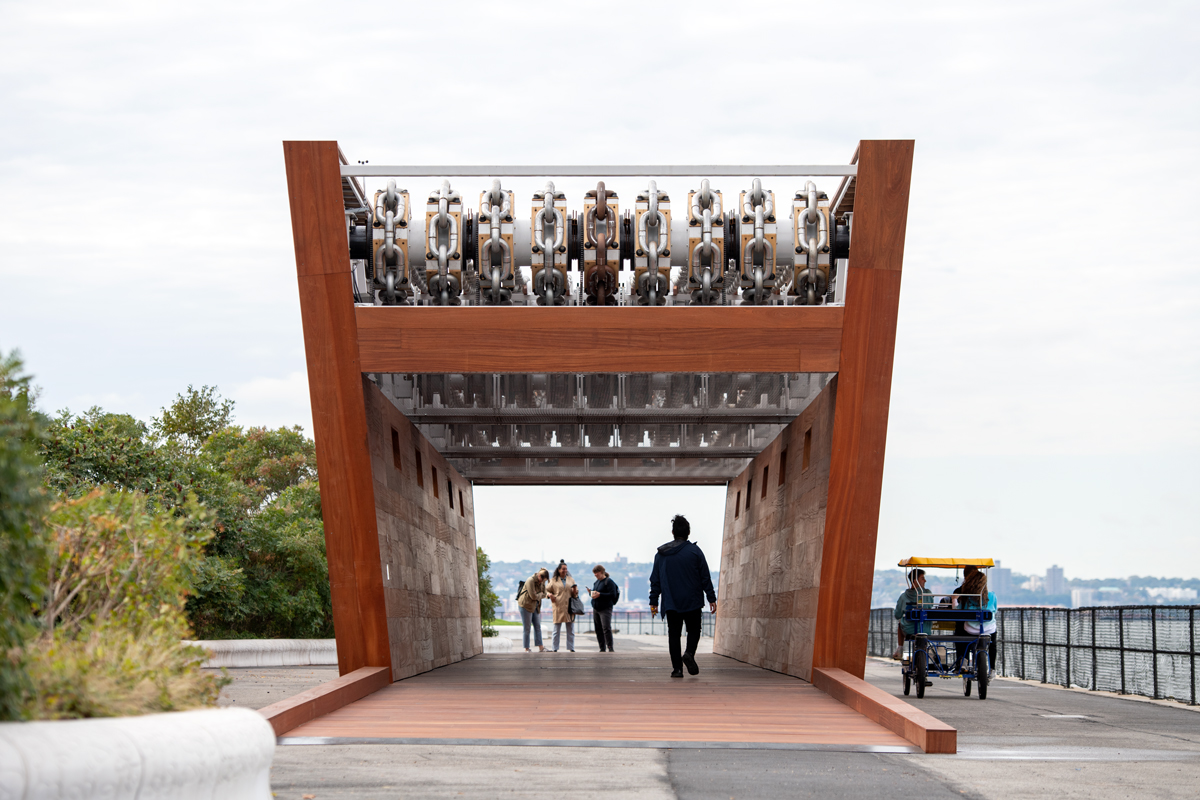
[813,140,914,677]
[812,667,956,753]
[258,666,391,737]
[284,141,390,675]
[356,306,843,374]
[283,652,913,749]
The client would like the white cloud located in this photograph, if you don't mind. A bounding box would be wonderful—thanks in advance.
[231,371,312,433]
[1,0,1197,577]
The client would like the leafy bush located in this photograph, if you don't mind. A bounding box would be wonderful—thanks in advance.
[38,387,332,640]
[0,352,48,720]
[477,547,499,638]
[24,489,224,718]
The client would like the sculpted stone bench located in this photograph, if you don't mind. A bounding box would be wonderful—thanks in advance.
[0,707,275,799]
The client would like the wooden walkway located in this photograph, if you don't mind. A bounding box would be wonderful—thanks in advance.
[281,652,916,752]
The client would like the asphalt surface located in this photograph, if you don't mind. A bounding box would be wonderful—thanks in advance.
[220,639,1200,799]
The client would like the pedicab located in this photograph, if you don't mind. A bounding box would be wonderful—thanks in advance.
[896,557,996,700]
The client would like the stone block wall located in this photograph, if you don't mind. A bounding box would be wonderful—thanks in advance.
[713,378,836,680]
[364,379,482,681]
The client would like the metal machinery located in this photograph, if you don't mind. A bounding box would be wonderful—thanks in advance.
[346,168,853,309]
[341,161,858,483]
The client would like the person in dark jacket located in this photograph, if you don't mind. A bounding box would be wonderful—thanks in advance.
[649,515,717,677]
[589,565,619,652]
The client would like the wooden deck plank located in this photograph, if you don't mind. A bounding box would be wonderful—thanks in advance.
[284,653,913,749]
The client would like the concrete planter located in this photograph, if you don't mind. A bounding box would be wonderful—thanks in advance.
[0,707,275,799]
[482,636,513,653]
[187,638,337,668]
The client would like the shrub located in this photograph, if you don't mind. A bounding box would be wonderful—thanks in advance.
[477,547,499,638]
[0,352,47,720]
[39,388,333,641]
[190,482,331,639]
[23,489,224,718]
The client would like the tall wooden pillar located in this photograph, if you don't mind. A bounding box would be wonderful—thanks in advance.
[283,141,391,675]
[813,140,915,677]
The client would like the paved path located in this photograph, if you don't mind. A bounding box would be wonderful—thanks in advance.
[217,637,1200,799]
[861,656,1200,799]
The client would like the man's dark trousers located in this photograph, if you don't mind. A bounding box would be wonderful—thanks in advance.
[593,609,614,651]
[666,609,702,672]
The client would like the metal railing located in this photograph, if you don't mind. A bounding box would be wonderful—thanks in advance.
[578,611,716,637]
[869,605,1199,705]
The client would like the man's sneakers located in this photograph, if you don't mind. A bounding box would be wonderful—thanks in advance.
[670,669,684,678]
[682,653,700,675]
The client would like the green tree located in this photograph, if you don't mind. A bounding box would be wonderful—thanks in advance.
[42,408,175,499]
[38,387,333,641]
[477,546,499,638]
[151,385,235,449]
[0,351,48,720]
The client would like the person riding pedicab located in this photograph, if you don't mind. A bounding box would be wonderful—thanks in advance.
[953,565,998,674]
[892,569,932,660]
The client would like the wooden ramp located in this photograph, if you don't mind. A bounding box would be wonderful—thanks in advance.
[280,652,917,752]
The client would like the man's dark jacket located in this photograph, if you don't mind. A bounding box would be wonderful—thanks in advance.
[648,539,716,616]
[590,576,619,612]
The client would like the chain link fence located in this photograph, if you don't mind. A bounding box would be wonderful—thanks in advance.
[869,606,1199,705]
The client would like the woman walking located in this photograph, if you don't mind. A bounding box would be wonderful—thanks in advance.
[517,568,550,652]
[546,560,579,652]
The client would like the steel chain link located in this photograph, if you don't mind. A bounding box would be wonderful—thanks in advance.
[373,179,408,304]
[585,181,618,305]
[690,179,723,304]
[533,181,566,306]
[741,178,775,304]
[794,180,829,305]
[424,180,462,305]
[479,179,512,304]
[636,180,669,306]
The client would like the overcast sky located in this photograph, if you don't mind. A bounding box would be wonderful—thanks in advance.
[1,2,1196,579]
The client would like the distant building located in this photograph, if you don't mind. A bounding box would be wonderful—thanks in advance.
[614,553,629,566]
[991,561,1013,596]
[1071,588,1096,608]
[1146,587,1198,602]
[1045,565,1066,595]
[624,573,650,607]
[1022,575,1043,593]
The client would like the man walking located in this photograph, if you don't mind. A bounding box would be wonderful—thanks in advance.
[649,515,717,678]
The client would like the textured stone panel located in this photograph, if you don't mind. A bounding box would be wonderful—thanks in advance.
[713,379,836,681]
[364,379,483,681]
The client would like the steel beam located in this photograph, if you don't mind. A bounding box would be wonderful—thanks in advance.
[341,165,858,178]
[405,408,797,425]
[441,446,759,459]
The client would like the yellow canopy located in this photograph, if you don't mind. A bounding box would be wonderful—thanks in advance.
[897,557,995,569]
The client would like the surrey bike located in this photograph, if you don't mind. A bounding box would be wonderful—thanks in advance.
[897,557,996,700]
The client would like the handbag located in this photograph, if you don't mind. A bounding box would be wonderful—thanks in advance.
[568,593,586,617]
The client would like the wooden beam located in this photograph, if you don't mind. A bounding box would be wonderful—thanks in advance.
[356,306,843,374]
[284,141,391,676]
[258,666,391,737]
[811,667,956,753]
[813,140,914,677]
